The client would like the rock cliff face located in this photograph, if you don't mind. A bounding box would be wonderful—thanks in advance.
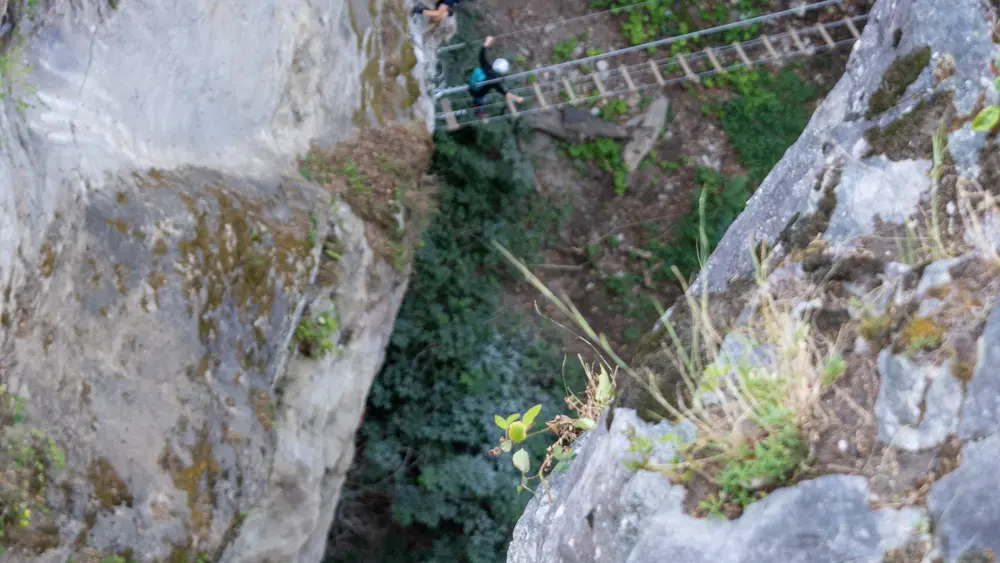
[509,0,1000,561]
[0,0,438,561]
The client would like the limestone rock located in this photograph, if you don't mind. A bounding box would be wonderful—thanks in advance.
[508,410,924,563]
[929,433,1000,561]
[0,0,436,560]
[686,0,994,293]
[529,107,629,142]
[623,97,669,172]
[959,303,1000,441]
[875,351,962,451]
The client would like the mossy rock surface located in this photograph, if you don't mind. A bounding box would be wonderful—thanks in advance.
[866,46,932,120]
[4,166,323,559]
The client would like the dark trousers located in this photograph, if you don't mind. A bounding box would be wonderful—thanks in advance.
[470,90,488,109]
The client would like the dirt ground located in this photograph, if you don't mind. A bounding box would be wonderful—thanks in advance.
[469,0,871,361]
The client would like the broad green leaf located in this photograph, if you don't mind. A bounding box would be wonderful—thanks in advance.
[553,460,569,473]
[994,77,1000,92]
[596,365,613,404]
[494,414,509,430]
[505,413,520,425]
[509,421,528,443]
[574,418,596,430]
[553,446,573,460]
[512,448,531,474]
[972,105,1000,132]
[522,404,542,427]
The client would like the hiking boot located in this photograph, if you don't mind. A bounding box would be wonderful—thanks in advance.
[411,2,426,15]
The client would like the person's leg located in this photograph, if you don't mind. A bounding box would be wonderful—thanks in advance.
[473,95,489,120]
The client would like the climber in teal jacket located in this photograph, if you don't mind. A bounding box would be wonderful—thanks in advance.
[467,36,524,121]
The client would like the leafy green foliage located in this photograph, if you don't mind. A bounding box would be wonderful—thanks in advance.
[294,309,339,358]
[565,138,628,194]
[0,386,66,552]
[589,0,764,48]
[599,98,629,121]
[0,36,37,115]
[333,124,575,563]
[552,36,580,63]
[715,70,819,182]
[714,406,806,507]
[973,105,1000,133]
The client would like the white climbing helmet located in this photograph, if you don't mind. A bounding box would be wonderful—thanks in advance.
[492,58,511,75]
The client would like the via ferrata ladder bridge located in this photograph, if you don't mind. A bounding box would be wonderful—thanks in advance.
[432,0,869,130]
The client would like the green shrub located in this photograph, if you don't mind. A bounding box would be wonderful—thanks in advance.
[294,309,339,358]
[331,123,577,563]
[565,138,628,194]
[589,0,765,48]
[552,37,579,63]
[716,69,818,182]
[599,98,629,121]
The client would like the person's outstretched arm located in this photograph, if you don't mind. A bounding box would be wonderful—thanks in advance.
[480,36,494,69]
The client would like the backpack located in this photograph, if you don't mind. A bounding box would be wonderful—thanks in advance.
[468,66,488,90]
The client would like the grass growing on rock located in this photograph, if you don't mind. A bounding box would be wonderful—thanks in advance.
[497,191,848,518]
[298,123,434,274]
[0,386,66,555]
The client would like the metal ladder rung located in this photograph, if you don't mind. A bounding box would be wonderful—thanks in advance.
[533,82,548,108]
[440,98,459,131]
[648,59,665,85]
[562,77,578,103]
[732,41,754,66]
[619,65,637,91]
[815,22,836,47]
[787,25,812,55]
[506,96,520,118]
[592,72,608,98]
[844,17,861,39]
[760,35,780,61]
[705,47,724,73]
[676,52,699,82]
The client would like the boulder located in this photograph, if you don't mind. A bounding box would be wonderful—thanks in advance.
[529,107,629,142]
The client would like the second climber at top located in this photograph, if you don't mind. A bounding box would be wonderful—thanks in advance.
[412,0,460,24]
[467,36,524,122]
